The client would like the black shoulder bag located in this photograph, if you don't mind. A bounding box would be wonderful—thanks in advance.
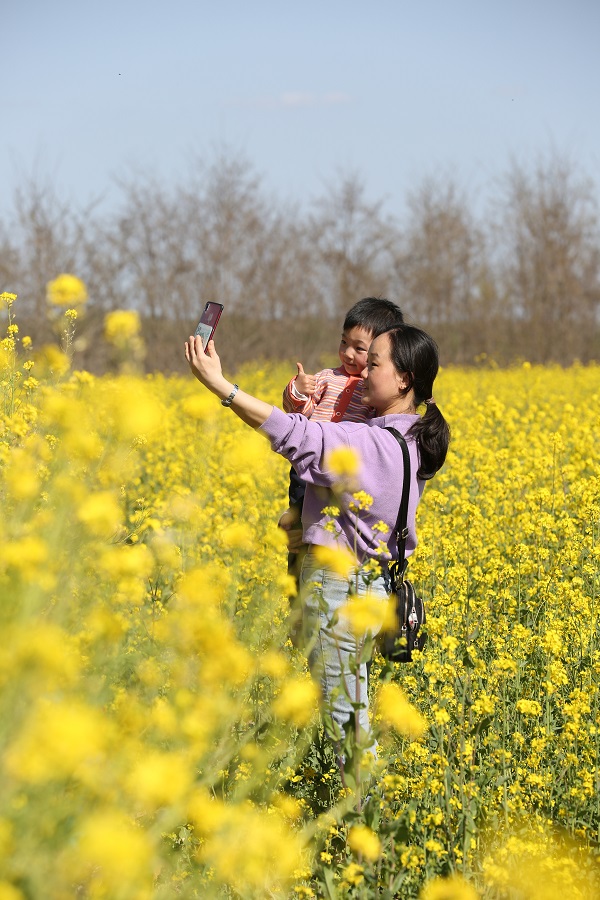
[377,428,427,663]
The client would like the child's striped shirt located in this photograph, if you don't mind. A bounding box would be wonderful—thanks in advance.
[282,366,372,423]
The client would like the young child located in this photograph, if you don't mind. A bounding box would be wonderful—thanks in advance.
[279,297,404,571]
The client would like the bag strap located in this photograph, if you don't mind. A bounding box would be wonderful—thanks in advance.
[385,427,411,579]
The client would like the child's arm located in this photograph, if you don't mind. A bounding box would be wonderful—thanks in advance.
[277,502,304,553]
[282,363,318,415]
[280,364,318,551]
[294,362,317,398]
[277,463,307,555]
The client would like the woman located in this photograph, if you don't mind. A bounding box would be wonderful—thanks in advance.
[185,325,449,756]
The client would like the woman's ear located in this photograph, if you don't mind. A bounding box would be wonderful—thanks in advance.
[396,371,410,392]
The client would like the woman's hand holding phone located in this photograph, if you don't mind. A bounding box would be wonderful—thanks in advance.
[185,337,229,396]
[185,335,274,429]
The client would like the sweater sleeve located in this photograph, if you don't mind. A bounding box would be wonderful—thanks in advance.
[259,407,357,488]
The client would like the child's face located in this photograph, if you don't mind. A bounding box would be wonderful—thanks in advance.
[338,325,372,375]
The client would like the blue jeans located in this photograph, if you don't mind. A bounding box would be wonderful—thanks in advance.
[298,549,389,755]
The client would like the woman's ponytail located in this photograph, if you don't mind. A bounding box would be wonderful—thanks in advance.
[408,400,450,480]
[387,326,451,479]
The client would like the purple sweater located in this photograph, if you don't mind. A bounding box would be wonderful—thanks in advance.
[260,407,425,562]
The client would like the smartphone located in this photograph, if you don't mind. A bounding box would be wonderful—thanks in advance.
[195,302,224,352]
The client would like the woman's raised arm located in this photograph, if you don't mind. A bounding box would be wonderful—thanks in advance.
[185,335,274,429]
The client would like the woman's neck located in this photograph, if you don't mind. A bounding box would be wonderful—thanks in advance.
[374,399,417,416]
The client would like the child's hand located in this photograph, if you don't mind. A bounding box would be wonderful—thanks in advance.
[278,507,305,553]
[295,362,316,397]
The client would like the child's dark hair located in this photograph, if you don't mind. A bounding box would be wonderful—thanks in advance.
[387,325,450,480]
[344,297,404,338]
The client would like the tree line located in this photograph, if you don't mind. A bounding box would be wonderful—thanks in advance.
[1,149,599,374]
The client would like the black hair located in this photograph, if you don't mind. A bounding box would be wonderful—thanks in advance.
[343,297,404,338]
[386,325,450,480]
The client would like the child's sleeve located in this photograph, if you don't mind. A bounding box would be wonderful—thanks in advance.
[283,376,306,413]
[282,371,326,418]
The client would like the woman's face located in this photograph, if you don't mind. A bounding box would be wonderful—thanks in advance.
[361,333,413,415]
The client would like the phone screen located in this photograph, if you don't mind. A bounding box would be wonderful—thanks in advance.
[195,302,224,351]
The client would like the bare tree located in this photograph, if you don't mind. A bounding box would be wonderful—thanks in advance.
[181,151,273,317]
[8,177,91,317]
[394,175,493,361]
[1,147,599,371]
[0,222,21,295]
[80,152,327,371]
[493,152,600,362]
[309,172,400,318]
[85,173,196,320]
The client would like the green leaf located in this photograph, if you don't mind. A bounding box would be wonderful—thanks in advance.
[322,866,338,900]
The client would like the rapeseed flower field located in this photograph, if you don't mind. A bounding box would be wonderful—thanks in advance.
[1,288,600,898]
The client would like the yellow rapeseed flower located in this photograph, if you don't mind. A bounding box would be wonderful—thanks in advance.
[110,378,162,437]
[98,544,153,580]
[349,490,374,512]
[326,446,360,478]
[46,274,87,307]
[77,491,121,537]
[420,874,479,900]
[341,862,365,886]
[219,521,254,551]
[347,825,381,862]
[5,699,110,784]
[339,591,394,637]
[272,794,303,822]
[312,544,358,578]
[181,392,220,420]
[7,623,80,686]
[187,788,228,834]
[376,682,427,740]
[104,309,141,344]
[35,344,70,376]
[259,650,290,680]
[176,564,230,608]
[198,803,305,894]
[76,809,152,889]
[125,750,193,808]
[542,628,562,655]
[61,426,103,461]
[1,536,49,572]
[272,676,320,727]
[0,882,23,900]
[516,699,543,717]
[4,463,40,500]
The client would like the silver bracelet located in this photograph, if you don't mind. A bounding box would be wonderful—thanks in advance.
[221,384,239,407]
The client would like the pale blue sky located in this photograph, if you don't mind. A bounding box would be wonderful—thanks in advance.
[2,0,599,218]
